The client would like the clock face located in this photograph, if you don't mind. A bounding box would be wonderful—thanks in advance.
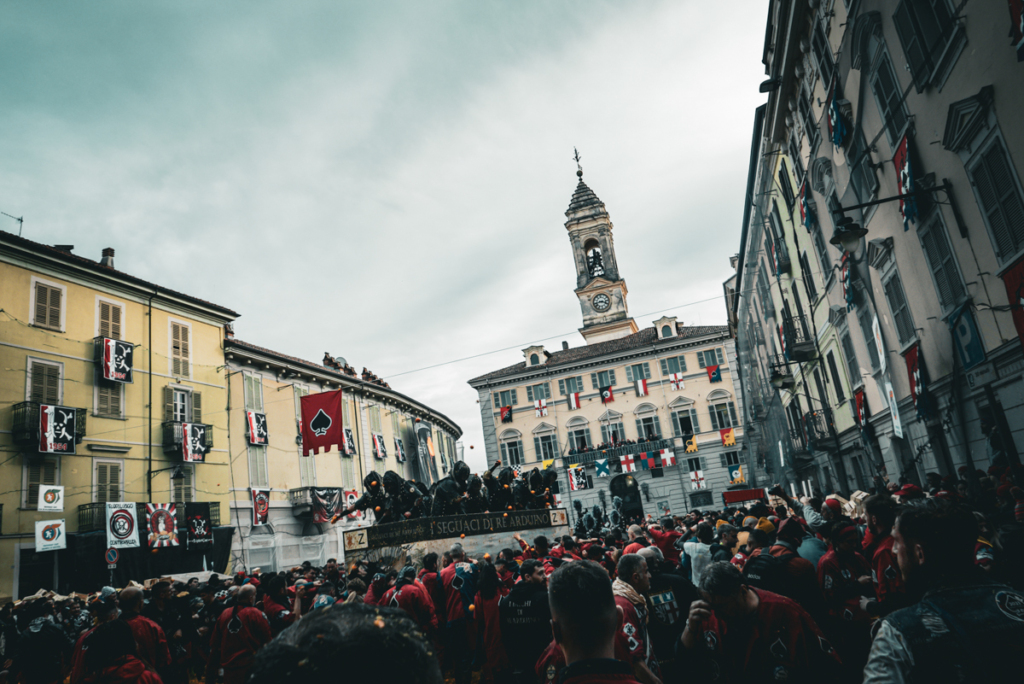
[592,293,611,312]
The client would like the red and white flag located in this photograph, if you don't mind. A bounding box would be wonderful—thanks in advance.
[634,378,648,397]
[670,372,685,391]
[659,449,676,467]
[534,399,548,417]
[182,423,207,462]
[690,470,706,490]
[621,454,636,473]
[568,466,589,491]
[567,392,581,410]
[246,410,267,445]
[38,404,76,455]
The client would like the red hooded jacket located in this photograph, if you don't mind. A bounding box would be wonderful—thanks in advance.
[474,589,509,683]
[205,606,272,684]
[122,614,171,671]
[382,580,438,633]
[83,655,163,684]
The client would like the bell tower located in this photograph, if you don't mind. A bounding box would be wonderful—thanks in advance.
[566,155,637,344]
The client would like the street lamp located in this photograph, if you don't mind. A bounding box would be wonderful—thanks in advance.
[829,216,868,253]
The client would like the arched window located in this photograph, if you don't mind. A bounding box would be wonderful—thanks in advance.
[565,416,591,452]
[632,403,662,441]
[499,429,524,466]
[530,353,539,365]
[532,423,557,461]
[661,325,672,338]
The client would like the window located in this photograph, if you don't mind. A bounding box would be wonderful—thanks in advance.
[800,252,818,300]
[526,383,551,402]
[919,213,966,312]
[869,49,909,147]
[96,378,123,418]
[172,389,189,422]
[97,299,123,339]
[247,377,268,488]
[967,134,1024,264]
[493,389,518,408]
[568,426,591,451]
[810,222,832,274]
[893,0,961,91]
[625,363,651,383]
[600,422,626,443]
[826,351,847,403]
[24,457,58,508]
[757,264,774,319]
[661,325,673,338]
[172,465,194,503]
[31,279,64,331]
[534,433,558,461]
[811,20,834,86]
[502,436,525,464]
[590,370,616,389]
[840,330,861,388]
[244,373,264,412]
[857,308,881,371]
[369,405,383,433]
[848,131,878,202]
[660,355,687,376]
[709,402,738,431]
[722,452,742,467]
[93,459,122,503]
[696,349,725,368]
[529,353,540,365]
[169,321,191,377]
[671,408,700,436]
[28,359,61,404]
[635,414,662,440]
[778,160,796,212]
[788,137,805,182]
[883,270,917,345]
[798,89,820,152]
[558,376,584,395]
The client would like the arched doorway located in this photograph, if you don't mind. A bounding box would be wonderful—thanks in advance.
[609,473,644,525]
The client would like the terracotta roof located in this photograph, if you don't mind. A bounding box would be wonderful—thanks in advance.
[0,230,239,317]
[225,338,462,436]
[468,323,731,384]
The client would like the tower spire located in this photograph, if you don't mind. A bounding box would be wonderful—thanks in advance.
[573,147,583,178]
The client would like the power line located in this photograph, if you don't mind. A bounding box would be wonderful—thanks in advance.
[384,293,729,379]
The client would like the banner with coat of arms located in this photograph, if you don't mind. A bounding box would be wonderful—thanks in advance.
[106,502,140,549]
[185,502,214,550]
[146,503,179,548]
[252,489,271,526]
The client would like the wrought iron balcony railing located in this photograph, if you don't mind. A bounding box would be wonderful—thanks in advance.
[161,421,214,456]
[11,401,87,452]
[803,408,836,450]
[562,438,674,466]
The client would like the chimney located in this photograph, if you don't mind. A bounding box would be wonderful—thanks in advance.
[224,323,235,339]
[54,244,75,253]
[100,247,115,268]
[562,341,569,351]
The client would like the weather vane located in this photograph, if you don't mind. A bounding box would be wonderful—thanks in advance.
[573,147,583,177]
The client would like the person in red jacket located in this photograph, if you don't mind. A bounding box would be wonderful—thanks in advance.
[419,553,446,616]
[364,572,393,606]
[816,523,874,671]
[547,558,643,684]
[117,588,171,673]
[71,588,121,684]
[473,562,509,684]
[205,585,271,684]
[612,555,660,684]
[647,518,682,566]
[679,562,843,682]
[440,543,479,684]
[81,620,163,684]
[261,576,302,637]
[382,566,439,635]
[859,494,907,617]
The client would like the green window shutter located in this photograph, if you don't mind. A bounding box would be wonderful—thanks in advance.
[558,379,566,395]
[660,359,669,377]
[526,386,534,402]
[690,409,700,433]
[163,386,174,421]
[511,389,518,405]
[671,412,681,436]
[970,140,1024,260]
[625,366,633,383]
[635,419,643,439]
[653,416,662,437]
[643,362,650,379]
[679,355,687,372]
[192,392,203,423]
[591,373,599,389]
[700,456,708,472]
[697,352,706,368]
[720,454,728,468]
[716,349,725,365]
[709,407,720,432]
[493,393,500,409]
[544,383,551,399]
[609,370,616,386]
[500,443,508,462]
[728,402,738,426]
[533,437,541,459]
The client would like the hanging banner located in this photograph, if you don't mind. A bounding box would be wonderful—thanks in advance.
[35,519,66,552]
[595,459,610,477]
[1000,254,1024,352]
[394,437,407,462]
[841,253,855,312]
[39,405,76,455]
[854,389,868,428]
[903,343,932,420]
[826,74,847,147]
[106,502,140,549]
[300,389,345,456]
[893,133,919,231]
[689,470,707,491]
[343,428,357,457]
[1010,0,1024,61]
[100,338,134,383]
[312,488,342,523]
[37,485,64,512]
[600,386,614,403]
[885,381,904,438]
[567,392,581,410]
[799,180,816,230]
[706,365,722,382]
[246,411,268,445]
[568,466,589,491]
[252,489,271,526]
[185,502,214,550]
[181,423,207,463]
[719,428,736,446]
[534,399,548,417]
[950,304,986,371]
[372,433,387,460]
[500,406,513,423]
[146,503,179,548]
[669,373,685,391]
[729,464,746,485]
[659,450,676,468]
[344,490,364,520]
[621,454,636,473]
[872,315,886,374]
[634,379,648,397]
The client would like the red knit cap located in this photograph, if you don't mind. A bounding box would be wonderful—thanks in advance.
[824,498,842,515]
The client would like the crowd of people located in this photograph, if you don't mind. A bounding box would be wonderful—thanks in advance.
[3,465,1023,684]
[565,434,664,457]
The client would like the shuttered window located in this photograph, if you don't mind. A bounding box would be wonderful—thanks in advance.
[968,136,1024,264]
[709,402,738,431]
[29,361,61,404]
[671,409,700,436]
[919,215,965,312]
[248,445,269,488]
[778,160,796,211]
[558,377,584,395]
[295,385,315,486]
[841,330,861,388]
[499,440,523,466]
[635,415,662,440]
[94,461,122,503]
[369,405,382,432]
[624,363,651,383]
[857,308,881,371]
[883,271,917,345]
[172,465,194,503]
[800,252,818,301]
[244,374,264,411]
[25,458,58,508]
[757,264,774,319]
[696,349,725,368]
[869,50,909,146]
[170,322,190,377]
[164,386,194,423]
[96,382,122,418]
[892,0,957,91]
[811,21,834,85]
[493,390,518,408]
[98,301,122,340]
[568,428,591,451]
[534,434,558,460]
[590,370,616,389]
[600,422,626,443]
[525,383,551,402]
[659,356,687,376]
[33,282,63,330]
[827,351,847,403]
[848,131,878,202]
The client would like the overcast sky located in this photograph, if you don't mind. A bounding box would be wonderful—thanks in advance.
[1,1,768,472]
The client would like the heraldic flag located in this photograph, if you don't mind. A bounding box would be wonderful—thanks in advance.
[300,389,344,456]
[621,454,637,473]
[147,503,179,548]
[567,392,582,410]
[500,406,513,423]
[185,502,213,550]
[252,489,271,526]
[659,449,676,467]
[669,373,685,391]
[595,458,610,477]
[600,386,614,403]
[634,379,648,397]
[706,365,722,382]
[720,428,736,446]
[534,399,548,417]
[568,466,589,491]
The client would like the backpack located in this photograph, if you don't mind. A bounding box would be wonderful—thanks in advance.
[741,548,797,597]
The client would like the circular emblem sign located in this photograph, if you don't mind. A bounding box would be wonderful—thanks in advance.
[255,493,269,516]
[110,510,135,540]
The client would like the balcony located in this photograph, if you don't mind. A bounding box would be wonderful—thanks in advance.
[78,501,221,532]
[161,421,214,456]
[783,314,817,362]
[11,401,87,453]
[803,408,836,451]
[290,487,315,515]
[768,355,795,389]
[565,438,674,466]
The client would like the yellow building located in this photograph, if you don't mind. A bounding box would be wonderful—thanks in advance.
[223,338,462,572]
[0,232,237,599]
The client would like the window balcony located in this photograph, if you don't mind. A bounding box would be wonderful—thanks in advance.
[161,421,214,456]
[290,487,314,515]
[768,355,795,389]
[564,438,674,466]
[783,314,817,362]
[11,401,87,453]
[803,408,836,451]
[78,501,221,532]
